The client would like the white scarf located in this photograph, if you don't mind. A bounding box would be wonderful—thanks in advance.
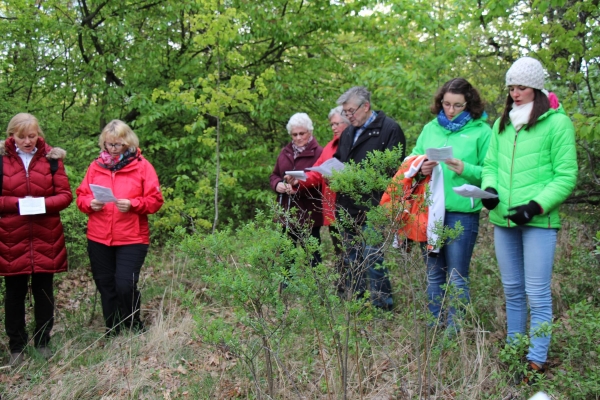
[509,102,533,132]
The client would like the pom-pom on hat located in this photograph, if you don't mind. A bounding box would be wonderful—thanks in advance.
[505,57,545,90]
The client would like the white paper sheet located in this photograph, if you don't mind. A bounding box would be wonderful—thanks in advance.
[426,146,453,162]
[452,184,499,199]
[89,184,118,203]
[305,157,345,177]
[19,197,46,215]
[285,171,308,181]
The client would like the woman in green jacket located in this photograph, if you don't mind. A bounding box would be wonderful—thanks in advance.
[481,57,577,382]
[410,78,491,330]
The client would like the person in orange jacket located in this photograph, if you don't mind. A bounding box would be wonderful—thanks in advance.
[76,120,164,335]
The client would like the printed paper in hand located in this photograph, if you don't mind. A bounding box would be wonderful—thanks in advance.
[426,146,453,162]
[285,171,308,181]
[19,197,46,215]
[90,184,118,203]
[305,158,345,177]
[452,184,499,199]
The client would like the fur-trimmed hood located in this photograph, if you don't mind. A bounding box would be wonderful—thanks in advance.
[0,139,66,160]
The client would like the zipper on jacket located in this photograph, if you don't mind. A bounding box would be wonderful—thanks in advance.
[24,159,35,272]
[507,130,520,228]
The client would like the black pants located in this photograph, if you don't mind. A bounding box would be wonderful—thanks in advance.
[4,273,54,352]
[88,240,149,332]
[286,225,322,267]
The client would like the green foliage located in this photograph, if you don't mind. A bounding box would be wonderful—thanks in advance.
[554,226,600,306]
[61,202,89,270]
[551,301,600,398]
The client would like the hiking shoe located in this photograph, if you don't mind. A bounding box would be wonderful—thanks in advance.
[9,352,24,367]
[37,346,53,360]
[522,361,546,385]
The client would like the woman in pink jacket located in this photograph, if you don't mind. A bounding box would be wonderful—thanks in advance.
[76,120,163,335]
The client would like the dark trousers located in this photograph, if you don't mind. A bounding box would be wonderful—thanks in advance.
[328,225,345,290]
[4,273,55,352]
[341,224,393,309]
[88,240,149,332]
[286,225,322,267]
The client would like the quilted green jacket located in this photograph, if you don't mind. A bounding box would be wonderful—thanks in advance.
[481,106,577,228]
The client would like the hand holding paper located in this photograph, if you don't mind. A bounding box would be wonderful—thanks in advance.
[426,146,453,162]
[305,158,345,177]
[19,197,46,215]
[285,170,308,181]
[452,184,499,199]
[90,184,118,203]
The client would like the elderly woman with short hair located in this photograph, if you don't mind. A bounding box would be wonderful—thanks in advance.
[269,113,323,269]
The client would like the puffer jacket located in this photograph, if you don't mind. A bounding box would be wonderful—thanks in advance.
[76,149,164,245]
[269,138,323,228]
[0,137,72,276]
[481,106,577,228]
[410,115,492,213]
[300,135,340,225]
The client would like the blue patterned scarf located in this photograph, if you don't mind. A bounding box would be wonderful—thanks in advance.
[437,110,472,132]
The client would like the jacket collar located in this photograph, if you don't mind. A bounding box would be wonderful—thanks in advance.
[349,111,386,147]
[4,136,47,158]
[284,137,320,158]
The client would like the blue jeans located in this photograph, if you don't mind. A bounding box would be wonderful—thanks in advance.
[423,212,479,327]
[494,226,557,365]
[342,224,393,308]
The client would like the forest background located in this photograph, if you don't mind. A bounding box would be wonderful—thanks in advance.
[0,0,599,399]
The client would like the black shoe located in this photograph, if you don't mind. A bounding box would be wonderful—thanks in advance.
[9,352,24,367]
[36,345,53,360]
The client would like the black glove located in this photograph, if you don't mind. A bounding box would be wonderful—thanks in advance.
[481,188,499,210]
[504,201,542,225]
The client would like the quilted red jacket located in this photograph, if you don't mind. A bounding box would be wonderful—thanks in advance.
[0,137,72,276]
[76,149,164,246]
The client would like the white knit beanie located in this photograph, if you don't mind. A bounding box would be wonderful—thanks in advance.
[505,57,545,90]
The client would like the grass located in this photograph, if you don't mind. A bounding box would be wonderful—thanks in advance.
[1,205,599,399]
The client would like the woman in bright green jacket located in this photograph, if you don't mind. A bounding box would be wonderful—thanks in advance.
[410,78,491,330]
[481,57,577,383]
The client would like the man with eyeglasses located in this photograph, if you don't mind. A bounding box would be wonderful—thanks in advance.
[333,86,406,311]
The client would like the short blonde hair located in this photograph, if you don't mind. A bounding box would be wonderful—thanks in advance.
[6,113,45,138]
[98,120,139,152]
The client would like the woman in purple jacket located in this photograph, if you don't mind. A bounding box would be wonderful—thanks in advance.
[270,113,323,273]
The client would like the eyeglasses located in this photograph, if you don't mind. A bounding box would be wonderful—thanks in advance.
[104,142,124,149]
[291,131,309,138]
[441,101,467,110]
[341,103,364,117]
[330,122,345,128]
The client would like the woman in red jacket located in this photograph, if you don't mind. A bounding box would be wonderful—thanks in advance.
[0,113,72,366]
[299,106,349,226]
[76,120,163,335]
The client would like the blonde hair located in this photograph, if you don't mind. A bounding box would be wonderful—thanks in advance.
[6,113,45,138]
[98,120,139,152]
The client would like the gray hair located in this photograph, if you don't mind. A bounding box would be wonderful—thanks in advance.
[328,106,350,124]
[286,113,314,134]
[336,86,371,107]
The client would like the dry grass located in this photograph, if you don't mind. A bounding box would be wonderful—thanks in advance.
[2,209,598,399]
